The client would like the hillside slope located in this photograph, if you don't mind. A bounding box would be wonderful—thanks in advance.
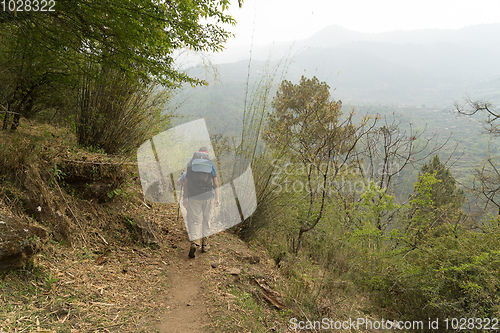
[0,121,352,332]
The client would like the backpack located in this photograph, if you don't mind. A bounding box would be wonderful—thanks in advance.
[187,152,214,197]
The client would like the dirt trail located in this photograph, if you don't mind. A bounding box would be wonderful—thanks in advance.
[159,239,210,333]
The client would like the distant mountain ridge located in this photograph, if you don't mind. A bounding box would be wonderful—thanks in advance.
[213,23,500,64]
[198,23,500,106]
[175,23,500,134]
[302,23,500,48]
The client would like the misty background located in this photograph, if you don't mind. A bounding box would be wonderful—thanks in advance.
[170,21,500,201]
[173,23,500,121]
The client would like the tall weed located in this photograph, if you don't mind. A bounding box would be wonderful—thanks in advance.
[77,67,170,155]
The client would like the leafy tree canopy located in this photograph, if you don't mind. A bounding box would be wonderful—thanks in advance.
[267,76,355,161]
[420,155,465,209]
[0,0,235,86]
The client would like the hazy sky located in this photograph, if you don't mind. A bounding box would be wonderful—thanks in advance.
[223,0,500,46]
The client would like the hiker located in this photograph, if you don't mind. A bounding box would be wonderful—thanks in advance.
[182,147,220,258]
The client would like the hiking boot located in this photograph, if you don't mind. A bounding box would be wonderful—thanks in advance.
[201,245,208,253]
[188,243,196,258]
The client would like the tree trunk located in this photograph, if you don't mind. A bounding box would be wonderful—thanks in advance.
[10,113,21,131]
[2,112,8,130]
[294,229,305,255]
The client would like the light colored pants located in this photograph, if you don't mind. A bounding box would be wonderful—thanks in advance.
[187,197,213,245]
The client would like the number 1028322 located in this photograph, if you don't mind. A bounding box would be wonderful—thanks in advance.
[1,0,55,12]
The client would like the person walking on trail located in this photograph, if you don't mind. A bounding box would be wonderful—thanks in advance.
[182,147,220,258]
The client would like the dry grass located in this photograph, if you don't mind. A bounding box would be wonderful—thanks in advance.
[0,120,183,332]
[0,193,190,332]
[199,233,290,333]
